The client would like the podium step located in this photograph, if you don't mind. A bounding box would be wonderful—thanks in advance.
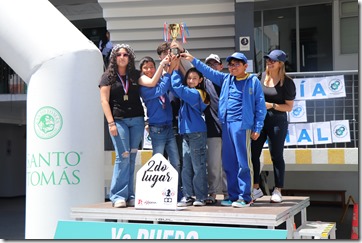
[294,221,336,239]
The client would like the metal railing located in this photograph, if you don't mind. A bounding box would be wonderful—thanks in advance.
[286,70,358,148]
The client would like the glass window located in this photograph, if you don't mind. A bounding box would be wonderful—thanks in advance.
[254,4,332,72]
[341,0,358,16]
[254,8,295,73]
[340,1,358,54]
[298,4,332,71]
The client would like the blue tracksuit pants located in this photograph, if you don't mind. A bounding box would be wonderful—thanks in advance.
[222,121,253,203]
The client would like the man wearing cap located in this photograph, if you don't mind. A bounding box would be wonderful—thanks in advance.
[251,49,296,203]
[180,51,267,208]
[203,54,228,204]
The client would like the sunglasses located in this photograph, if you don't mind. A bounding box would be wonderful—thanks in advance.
[116,53,129,58]
[266,58,277,64]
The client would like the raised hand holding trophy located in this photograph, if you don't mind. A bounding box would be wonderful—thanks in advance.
[163,22,189,56]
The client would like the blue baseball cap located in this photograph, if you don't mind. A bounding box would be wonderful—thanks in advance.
[226,52,248,63]
[264,50,286,62]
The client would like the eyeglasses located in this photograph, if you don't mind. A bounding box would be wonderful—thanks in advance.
[207,62,220,68]
[227,62,243,68]
[116,53,129,58]
[266,58,277,64]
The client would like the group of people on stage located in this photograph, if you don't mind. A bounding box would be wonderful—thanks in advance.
[99,39,296,209]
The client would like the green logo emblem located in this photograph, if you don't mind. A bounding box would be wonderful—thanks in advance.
[34,106,63,139]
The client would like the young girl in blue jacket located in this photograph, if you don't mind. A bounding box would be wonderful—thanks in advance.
[181,52,267,208]
[171,66,210,207]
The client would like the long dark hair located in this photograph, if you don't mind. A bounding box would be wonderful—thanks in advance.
[103,43,137,85]
[184,67,210,104]
[139,56,155,75]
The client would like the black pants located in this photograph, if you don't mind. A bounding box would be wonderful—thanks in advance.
[251,111,288,188]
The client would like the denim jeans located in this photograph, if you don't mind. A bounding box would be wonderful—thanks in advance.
[181,132,208,201]
[149,124,181,174]
[251,111,289,188]
[149,124,182,201]
[109,116,144,203]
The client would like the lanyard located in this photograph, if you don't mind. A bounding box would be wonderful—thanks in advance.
[159,95,166,109]
[117,73,129,95]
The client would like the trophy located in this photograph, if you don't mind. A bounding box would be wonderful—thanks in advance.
[168,24,181,56]
[163,22,189,56]
[168,23,181,41]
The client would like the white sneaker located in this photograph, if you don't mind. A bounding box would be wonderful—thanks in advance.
[193,200,206,206]
[252,188,264,201]
[177,197,195,207]
[270,188,282,203]
[113,199,126,208]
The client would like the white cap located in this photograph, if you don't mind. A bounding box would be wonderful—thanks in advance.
[205,54,221,64]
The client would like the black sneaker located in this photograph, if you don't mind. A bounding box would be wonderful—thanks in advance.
[127,198,135,207]
[177,197,195,207]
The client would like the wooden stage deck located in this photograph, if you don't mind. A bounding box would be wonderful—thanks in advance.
[70,196,309,239]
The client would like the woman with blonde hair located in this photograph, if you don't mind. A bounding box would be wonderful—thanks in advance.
[251,49,296,203]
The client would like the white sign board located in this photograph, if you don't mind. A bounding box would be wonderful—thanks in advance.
[293,75,346,100]
[246,59,254,73]
[313,122,332,144]
[331,120,351,143]
[135,153,178,210]
[289,100,307,123]
[239,36,250,51]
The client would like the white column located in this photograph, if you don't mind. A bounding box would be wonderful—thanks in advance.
[0,0,104,239]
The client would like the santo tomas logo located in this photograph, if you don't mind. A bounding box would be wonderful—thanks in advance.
[34,106,63,139]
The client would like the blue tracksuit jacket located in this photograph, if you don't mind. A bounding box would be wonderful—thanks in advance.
[171,70,208,134]
[191,58,266,133]
[139,73,173,126]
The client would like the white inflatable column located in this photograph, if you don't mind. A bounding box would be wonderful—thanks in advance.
[0,0,104,239]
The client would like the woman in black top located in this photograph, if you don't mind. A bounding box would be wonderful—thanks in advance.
[251,50,296,203]
[99,44,146,208]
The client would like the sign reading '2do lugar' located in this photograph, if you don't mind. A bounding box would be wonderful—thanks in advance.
[135,153,178,210]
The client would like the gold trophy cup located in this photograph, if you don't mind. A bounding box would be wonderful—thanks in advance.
[168,23,181,56]
[168,23,181,41]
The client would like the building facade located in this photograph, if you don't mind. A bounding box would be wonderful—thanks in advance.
[0,0,358,197]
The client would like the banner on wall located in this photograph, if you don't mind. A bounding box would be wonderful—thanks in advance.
[264,120,351,147]
[312,122,332,144]
[331,120,351,143]
[288,100,307,123]
[293,75,346,100]
[295,123,314,145]
[264,75,350,147]
[284,124,297,146]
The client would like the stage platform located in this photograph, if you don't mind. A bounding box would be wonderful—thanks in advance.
[70,196,309,239]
